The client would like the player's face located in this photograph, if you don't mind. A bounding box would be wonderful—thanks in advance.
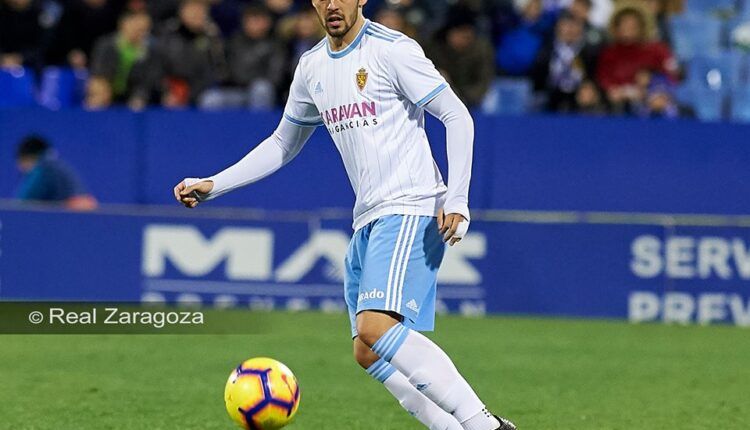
[312,0,366,38]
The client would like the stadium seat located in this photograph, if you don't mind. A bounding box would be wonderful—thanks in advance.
[673,83,694,106]
[481,78,532,115]
[38,67,87,110]
[670,14,722,61]
[689,87,726,121]
[0,67,36,108]
[687,51,744,90]
[730,88,750,121]
[686,0,736,15]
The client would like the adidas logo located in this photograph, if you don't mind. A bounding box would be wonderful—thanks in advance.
[314,82,323,94]
[416,383,430,392]
[406,299,419,312]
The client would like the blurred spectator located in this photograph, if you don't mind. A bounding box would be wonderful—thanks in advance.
[532,11,600,112]
[279,9,324,72]
[644,0,671,45]
[575,79,607,114]
[374,8,417,38]
[496,0,558,76]
[265,0,295,29]
[147,0,181,23]
[372,0,447,38]
[210,0,245,37]
[548,0,613,28]
[89,9,162,110]
[567,0,605,47]
[0,0,702,117]
[631,70,687,119]
[48,0,127,69]
[84,75,113,109]
[428,10,495,107]
[159,0,226,107]
[225,5,288,108]
[16,135,97,210]
[595,6,678,113]
[0,0,47,69]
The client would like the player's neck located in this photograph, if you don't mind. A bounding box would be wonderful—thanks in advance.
[327,14,366,52]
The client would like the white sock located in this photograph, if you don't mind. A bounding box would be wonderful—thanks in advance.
[461,408,503,430]
[367,359,463,430]
[372,324,501,430]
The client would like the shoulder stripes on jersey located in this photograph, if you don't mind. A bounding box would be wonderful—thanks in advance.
[366,25,401,41]
[415,83,449,108]
[385,215,419,313]
[365,29,398,42]
[370,22,402,39]
[301,38,326,58]
[283,113,323,127]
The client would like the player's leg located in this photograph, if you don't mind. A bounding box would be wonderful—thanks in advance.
[353,337,463,430]
[345,218,463,430]
[356,215,514,430]
[357,311,512,430]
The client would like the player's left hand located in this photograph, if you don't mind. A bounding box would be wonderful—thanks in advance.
[437,208,469,246]
[173,178,213,209]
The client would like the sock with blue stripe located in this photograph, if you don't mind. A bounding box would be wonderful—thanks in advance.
[366,359,463,430]
[372,324,501,430]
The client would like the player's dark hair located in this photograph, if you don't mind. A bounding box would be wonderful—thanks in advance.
[17,135,50,158]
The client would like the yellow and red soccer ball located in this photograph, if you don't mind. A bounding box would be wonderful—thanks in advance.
[224,358,301,429]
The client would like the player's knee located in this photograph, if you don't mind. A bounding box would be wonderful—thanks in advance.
[356,324,386,348]
[356,311,401,348]
[352,339,379,369]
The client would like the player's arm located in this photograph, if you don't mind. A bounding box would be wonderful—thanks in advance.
[388,37,473,245]
[174,120,316,208]
[175,61,322,208]
[423,88,473,246]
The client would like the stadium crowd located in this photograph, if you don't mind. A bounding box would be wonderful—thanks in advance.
[0,0,714,117]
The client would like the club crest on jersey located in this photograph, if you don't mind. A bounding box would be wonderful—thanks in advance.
[356,68,368,91]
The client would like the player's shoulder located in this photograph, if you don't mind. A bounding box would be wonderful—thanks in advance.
[299,37,328,63]
[366,23,426,57]
[364,22,426,67]
[364,21,406,45]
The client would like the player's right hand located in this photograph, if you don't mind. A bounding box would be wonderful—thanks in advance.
[174,179,214,209]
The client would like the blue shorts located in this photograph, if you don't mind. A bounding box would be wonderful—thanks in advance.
[345,215,446,338]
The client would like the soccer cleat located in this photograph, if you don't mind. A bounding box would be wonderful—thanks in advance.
[493,414,517,430]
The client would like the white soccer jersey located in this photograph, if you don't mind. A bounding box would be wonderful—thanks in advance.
[283,20,452,231]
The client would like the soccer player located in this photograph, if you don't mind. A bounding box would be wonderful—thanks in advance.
[174,1,516,429]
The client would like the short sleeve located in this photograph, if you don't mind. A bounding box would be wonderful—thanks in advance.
[388,38,449,108]
[283,61,324,127]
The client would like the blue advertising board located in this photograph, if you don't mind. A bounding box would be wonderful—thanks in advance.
[2,110,750,214]
[1,204,748,326]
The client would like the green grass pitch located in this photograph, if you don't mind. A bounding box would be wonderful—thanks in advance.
[1,311,748,429]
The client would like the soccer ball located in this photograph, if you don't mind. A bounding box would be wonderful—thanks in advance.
[224,358,301,429]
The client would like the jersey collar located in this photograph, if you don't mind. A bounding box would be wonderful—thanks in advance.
[326,19,371,59]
